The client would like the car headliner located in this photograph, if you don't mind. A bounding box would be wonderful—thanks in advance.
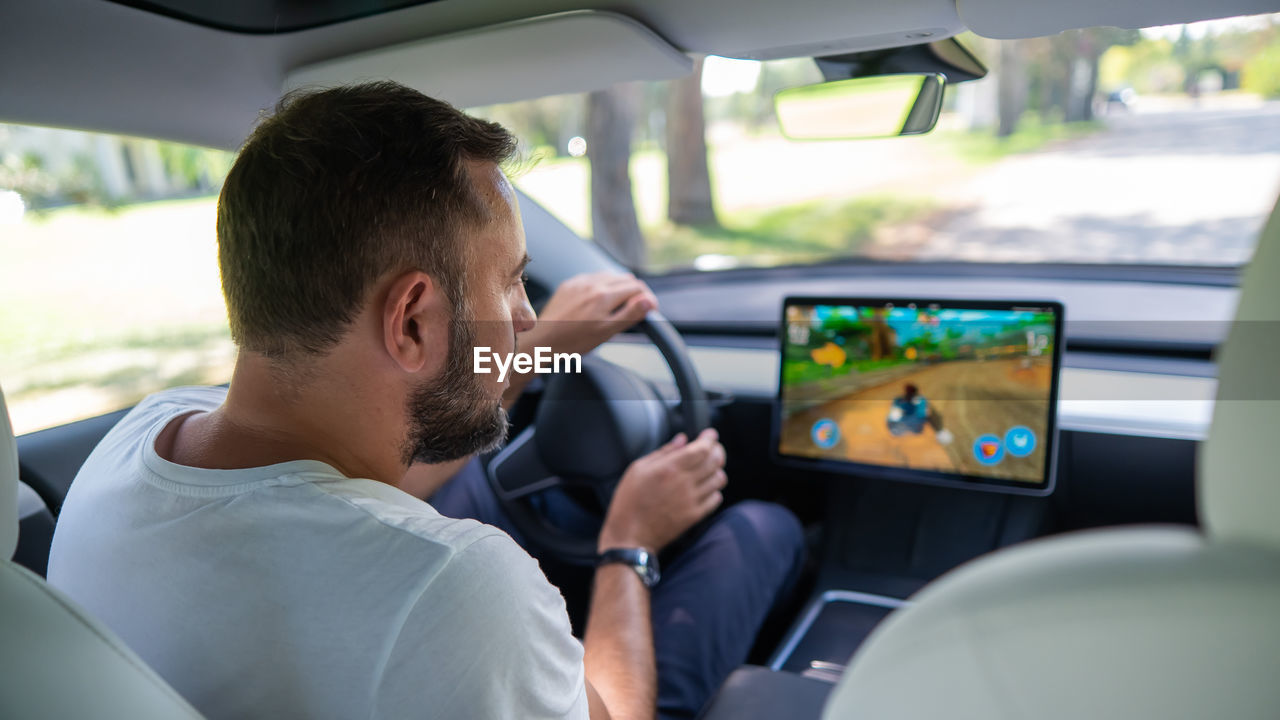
[2,0,1272,150]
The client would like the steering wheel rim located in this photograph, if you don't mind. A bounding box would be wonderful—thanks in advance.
[486,311,709,564]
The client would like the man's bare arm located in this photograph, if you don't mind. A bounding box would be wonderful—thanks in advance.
[583,564,654,720]
[581,430,727,720]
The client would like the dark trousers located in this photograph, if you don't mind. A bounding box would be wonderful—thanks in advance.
[430,459,805,719]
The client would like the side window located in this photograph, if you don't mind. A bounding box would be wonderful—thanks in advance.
[0,124,234,435]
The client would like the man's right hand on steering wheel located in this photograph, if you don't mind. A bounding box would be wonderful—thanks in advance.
[598,428,728,555]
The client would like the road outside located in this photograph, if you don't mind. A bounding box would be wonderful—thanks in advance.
[515,96,1280,270]
[866,97,1280,264]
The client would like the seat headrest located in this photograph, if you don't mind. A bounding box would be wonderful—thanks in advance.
[1200,193,1280,548]
[1,385,20,560]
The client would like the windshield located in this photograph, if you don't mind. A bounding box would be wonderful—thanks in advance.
[472,15,1280,273]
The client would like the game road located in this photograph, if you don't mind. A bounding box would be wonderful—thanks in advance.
[781,356,1050,482]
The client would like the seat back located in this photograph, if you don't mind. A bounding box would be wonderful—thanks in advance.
[1200,199,1280,548]
[0,387,17,562]
[0,385,204,719]
[822,195,1280,720]
[12,481,55,576]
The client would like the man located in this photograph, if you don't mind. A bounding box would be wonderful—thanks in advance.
[48,82,802,719]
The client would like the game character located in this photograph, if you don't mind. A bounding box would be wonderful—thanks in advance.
[886,383,954,445]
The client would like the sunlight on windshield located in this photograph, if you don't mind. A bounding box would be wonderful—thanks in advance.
[473,15,1280,273]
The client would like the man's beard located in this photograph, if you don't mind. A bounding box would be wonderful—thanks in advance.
[403,310,510,465]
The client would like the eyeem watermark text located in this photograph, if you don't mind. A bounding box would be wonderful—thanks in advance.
[474,346,582,382]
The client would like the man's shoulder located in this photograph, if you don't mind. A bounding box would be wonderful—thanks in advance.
[379,520,584,719]
[66,386,223,484]
[312,478,521,565]
[333,483,553,611]
[376,537,585,720]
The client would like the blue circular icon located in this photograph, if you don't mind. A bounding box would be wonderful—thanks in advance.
[1004,426,1037,457]
[973,434,1005,465]
[811,419,840,449]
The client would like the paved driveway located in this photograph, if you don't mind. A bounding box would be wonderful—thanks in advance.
[882,98,1280,265]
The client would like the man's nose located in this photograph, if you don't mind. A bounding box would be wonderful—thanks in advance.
[513,295,536,335]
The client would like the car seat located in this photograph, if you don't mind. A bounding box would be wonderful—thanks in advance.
[0,384,204,719]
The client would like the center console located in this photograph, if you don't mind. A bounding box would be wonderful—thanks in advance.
[697,296,1067,718]
[767,590,907,680]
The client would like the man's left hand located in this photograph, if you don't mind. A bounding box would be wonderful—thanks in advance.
[520,271,657,358]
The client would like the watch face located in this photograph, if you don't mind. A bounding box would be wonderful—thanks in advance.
[638,562,660,588]
[631,548,659,587]
[599,548,660,588]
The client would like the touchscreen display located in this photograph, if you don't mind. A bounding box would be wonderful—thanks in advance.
[775,298,1062,492]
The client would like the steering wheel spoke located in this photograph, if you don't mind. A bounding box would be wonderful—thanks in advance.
[487,427,563,501]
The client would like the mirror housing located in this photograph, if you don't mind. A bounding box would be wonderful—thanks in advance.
[773,38,987,141]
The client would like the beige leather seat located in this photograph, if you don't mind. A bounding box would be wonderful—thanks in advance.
[822,195,1280,719]
[0,386,203,719]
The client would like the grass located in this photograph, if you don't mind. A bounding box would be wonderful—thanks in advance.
[934,117,1104,165]
[1,195,232,432]
[645,195,936,271]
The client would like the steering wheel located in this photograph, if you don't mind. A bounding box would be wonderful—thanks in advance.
[486,311,710,565]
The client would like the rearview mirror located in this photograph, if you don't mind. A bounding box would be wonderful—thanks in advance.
[775,73,945,141]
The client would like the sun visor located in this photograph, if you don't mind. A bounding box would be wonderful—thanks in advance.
[284,11,693,107]
[957,0,1280,39]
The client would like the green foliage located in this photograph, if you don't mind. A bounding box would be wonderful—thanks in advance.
[0,153,57,206]
[1100,25,1280,95]
[1,127,233,210]
[472,95,586,157]
[782,355,908,385]
[1242,43,1280,99]
[157,143,233,190]
[8,150,113,209]
[1100,39,1186,93]
[820,314,870,338]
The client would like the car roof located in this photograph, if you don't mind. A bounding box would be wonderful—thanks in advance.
[1,0,1271,149]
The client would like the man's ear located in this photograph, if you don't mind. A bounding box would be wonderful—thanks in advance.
[382,270,445,373]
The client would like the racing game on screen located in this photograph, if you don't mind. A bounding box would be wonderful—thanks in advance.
[778,301,1058,485]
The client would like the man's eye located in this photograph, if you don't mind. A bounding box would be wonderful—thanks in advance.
[519,272,529,286]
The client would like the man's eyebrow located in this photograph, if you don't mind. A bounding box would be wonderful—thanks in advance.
[512,254,532,278]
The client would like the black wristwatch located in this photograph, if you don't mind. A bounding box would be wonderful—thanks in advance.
[597,547,661,588]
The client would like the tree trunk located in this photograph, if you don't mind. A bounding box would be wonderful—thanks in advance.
[666,56,718,227]
[997,41,1028,137]
[1064,31,1099,123]
[1084,54,1101,120]
[586,85,646,268]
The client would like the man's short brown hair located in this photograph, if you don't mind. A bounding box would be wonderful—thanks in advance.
[216,82,517,358]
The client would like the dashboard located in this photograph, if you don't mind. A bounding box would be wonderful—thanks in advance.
[644,264,1238,353]
[625,267,1230,443]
